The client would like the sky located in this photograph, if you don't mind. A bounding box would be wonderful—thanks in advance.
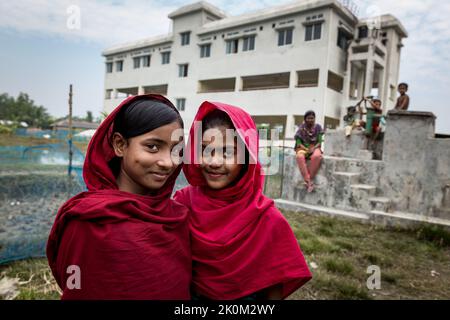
[0,0,449,133]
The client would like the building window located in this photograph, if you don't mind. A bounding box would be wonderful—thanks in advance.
[243,36,256,51]
[142,55,151,67]
[199,78,236,93]
[297,69,320,87]
[176,98,186,111]
[327,71,344,93]
[105,89,113,99]
[305,23,322,41]
[143,84,168,95]
[180,32,191,46]
[161,52,170,64]
[337,29,352,50]
[106,62,113,73]
[200,44,211,58]
[278,28,293,46]
[115,60,123,72]
[358,26,368,39]
[133,57,141,69]
[242,72,290,91]
[226,39,239,54]
[178,64,188,77]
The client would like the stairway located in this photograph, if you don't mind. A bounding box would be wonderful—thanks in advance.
[292,154,394,215]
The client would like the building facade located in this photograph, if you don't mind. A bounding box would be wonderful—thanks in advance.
[102,0,407,138]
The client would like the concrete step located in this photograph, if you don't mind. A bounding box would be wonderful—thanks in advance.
[369,197,392,212]
[275,199,450,231]
[357,149,373,160]
[333,183,377,212]
[333,171,361,185]
[351,184,377,194]
[433,207,450,220]
[332,173,361,210]
[293,182,332,207]
[274,199,370,221]
[370,210,450,230]
[334,158,364,173]
[347,184,377,211]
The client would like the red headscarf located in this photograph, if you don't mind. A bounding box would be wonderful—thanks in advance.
[174,101,311,300]
[47,94,191,300]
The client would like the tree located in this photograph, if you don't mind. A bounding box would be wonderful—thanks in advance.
[0,92,54,128]
[85,111,93,123]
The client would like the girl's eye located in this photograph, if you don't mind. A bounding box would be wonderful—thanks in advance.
[147,144,159,152]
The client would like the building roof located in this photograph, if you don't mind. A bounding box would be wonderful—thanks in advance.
[379,14,408,38]
[102,34,173,57]
[197,0,358,35]
[52,120,99,130]
[168,1,227,19]
[102,0,363,55]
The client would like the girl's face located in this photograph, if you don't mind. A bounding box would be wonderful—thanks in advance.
[200,125,243,190]
[112,121,183,195]
[305,115,315,127]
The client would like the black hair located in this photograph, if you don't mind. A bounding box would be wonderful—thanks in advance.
[373,99,382,104]
[398,82,409,90]
[202,109,234,132]
[113,97,183,139]
[304,110,316,119]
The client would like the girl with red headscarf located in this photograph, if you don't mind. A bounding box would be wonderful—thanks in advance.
[174,101,312,300]
[47,95,191,300]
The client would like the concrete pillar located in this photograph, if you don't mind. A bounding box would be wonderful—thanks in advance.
[343,60,352,101]
[285,114,296,139]
[235,77,242,92]
[113,89,118,99]
[289,70,297,89]
[377,67,386,106]
[356,69,364,101]
[138,86,145,95]
[364,58,374,98]
[341,61,353,127]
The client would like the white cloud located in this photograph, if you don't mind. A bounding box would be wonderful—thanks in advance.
[0,0,178,46]
[1,0,449,131]
[0,0,293,46]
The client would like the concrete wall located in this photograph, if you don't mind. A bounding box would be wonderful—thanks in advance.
[382,111,450,215]
[280,110,450,219]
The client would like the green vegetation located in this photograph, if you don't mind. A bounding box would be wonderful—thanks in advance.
[0,93,53,129]
[0,92,97,130]
[287,212,450,300]
[1,212,449,300]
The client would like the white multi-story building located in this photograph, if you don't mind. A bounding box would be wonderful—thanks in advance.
[102,0,407,138]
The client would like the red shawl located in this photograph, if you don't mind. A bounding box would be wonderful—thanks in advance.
[174,101,311,300]
[46,95,191,300]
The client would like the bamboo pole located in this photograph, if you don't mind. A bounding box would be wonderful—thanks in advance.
[68,84,73,177]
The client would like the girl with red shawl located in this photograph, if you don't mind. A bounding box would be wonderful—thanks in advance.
[47,95,191,300]
[174,101,312,300]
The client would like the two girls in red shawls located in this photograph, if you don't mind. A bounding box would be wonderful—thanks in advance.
[46,95,191,300]
[175,101,312,300]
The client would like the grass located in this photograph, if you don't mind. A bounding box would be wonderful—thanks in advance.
[0,258,61,300]
[0,133,60,147]
[1,211,450,300]
[286,212,450,300]
[0,133,89,153]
